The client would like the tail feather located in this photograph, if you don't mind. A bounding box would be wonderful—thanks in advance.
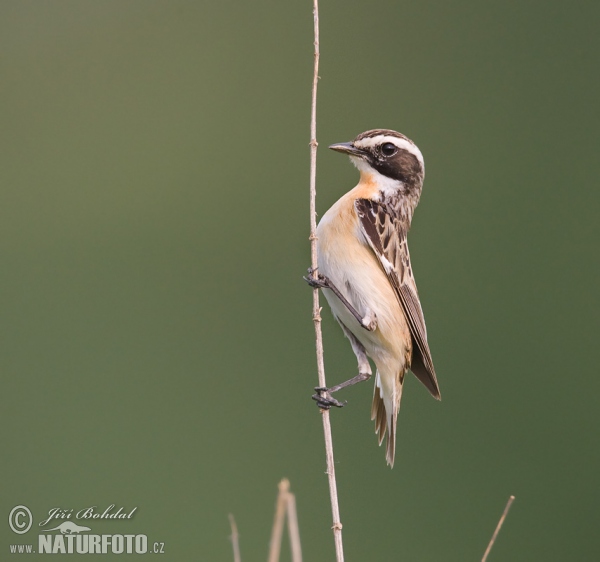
[371,370,404,467]
[372,388,387,445]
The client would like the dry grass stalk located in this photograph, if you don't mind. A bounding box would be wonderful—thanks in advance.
[308,0,345,560]
[481,495,516,562]
[228,513,241,562]
[286,491,302,562]
[267,479,303,562]
[268,479,290,562]
[230,480,302,562]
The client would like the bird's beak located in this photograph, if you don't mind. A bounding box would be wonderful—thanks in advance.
[329,142,366,158]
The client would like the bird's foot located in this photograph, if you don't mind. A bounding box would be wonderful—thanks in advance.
[312,386,347,409]
[303,267,329,289]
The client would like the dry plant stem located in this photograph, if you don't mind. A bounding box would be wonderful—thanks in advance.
[286,492,303,562]
[228,514,241,562]
[268,480,290,562]
[308,1,344,561]
[481,495,516,562]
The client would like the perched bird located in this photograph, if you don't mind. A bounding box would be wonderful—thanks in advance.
[305,129,440,467]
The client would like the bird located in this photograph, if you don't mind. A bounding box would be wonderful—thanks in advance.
[305,128,440,467]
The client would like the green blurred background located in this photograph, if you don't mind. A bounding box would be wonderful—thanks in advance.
[2,1,599,560]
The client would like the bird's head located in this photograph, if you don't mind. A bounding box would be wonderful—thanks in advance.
[329,129,425,202]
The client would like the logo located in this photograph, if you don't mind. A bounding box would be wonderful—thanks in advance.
[7,504,166,556]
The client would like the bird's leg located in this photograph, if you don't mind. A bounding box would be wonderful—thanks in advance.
[312,322,373,409]
[304,268,377,331]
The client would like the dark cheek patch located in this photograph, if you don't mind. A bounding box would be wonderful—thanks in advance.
[371,149,423,189]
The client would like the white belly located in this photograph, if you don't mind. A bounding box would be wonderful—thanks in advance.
[316,196,411,372]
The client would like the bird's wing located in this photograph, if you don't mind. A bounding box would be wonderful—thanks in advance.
[355,198,440,399]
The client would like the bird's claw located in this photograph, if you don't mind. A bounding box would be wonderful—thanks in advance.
[303,267,329,289]
[312,387,347,409]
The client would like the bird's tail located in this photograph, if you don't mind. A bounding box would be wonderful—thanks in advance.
[371,369,404,467]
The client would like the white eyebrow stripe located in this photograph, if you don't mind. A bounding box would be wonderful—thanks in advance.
[354,135,424,168]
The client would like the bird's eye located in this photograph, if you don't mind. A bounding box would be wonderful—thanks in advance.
[381,143,397,156]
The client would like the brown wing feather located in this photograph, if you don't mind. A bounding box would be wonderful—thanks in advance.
[355,198,441,399]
